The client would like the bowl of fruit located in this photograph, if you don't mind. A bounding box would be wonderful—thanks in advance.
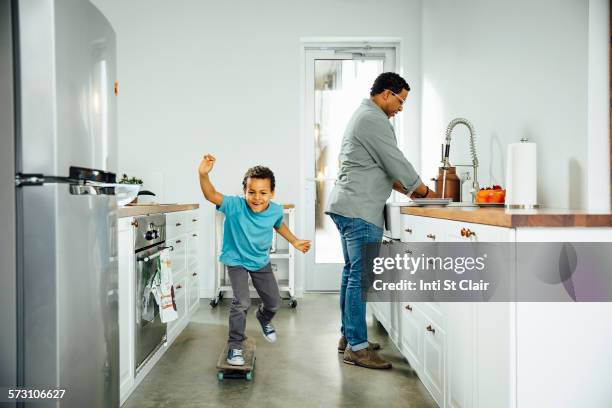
[475,185,505,206]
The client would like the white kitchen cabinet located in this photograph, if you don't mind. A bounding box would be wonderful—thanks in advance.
[188,268,200,312]
[186,231,199,271]
[421,314,446,406]
[398,302,422,374]
[376,214,612,408]
[118,208,201,406]
[168,236,186,278]
[167,277,187,341]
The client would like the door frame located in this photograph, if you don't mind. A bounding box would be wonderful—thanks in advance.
[298,38,402,292]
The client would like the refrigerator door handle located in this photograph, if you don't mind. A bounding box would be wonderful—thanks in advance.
[15,167,117,196]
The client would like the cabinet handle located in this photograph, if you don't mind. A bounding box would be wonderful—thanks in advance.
[131,220,139,227]
[426,324,435,334]
[405,304,413,311]
[405,228,412,233]
[192,233,198,237]
[176,222,182,227]
[192,272,198,277]
[175,284,182,289]
[460,227,476,237]
[192,218,197,222]
[426,233,436,240]
[176,239,182,244]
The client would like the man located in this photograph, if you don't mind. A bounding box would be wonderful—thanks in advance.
[326,72,437,369]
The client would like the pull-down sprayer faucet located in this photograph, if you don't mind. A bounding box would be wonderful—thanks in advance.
[441,118,480,202]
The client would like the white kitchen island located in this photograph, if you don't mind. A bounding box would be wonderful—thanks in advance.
[369,207,612,408]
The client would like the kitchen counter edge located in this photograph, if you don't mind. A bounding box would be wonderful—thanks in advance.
[400,206,612,228]
[118,203,200,218]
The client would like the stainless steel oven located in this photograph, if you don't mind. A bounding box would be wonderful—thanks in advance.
[133,213,168,373]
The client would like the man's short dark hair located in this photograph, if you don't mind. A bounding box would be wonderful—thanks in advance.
[370,72,410,96]
[242,165,276,191]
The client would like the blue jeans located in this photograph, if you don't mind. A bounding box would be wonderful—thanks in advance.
[329,213,383,352]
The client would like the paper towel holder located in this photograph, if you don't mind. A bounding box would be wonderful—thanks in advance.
[505,137,541,210]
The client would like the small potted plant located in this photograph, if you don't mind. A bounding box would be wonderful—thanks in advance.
[117,174,143,205]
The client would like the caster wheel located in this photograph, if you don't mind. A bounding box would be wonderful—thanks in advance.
[217,372,224,381]
[218,292,224,301]
[209,298,219,308]
[289,299,297,308]
[246,371,253,381]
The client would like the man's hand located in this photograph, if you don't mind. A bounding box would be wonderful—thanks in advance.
[410,183,439,199]
[198,154,216,177]
[292,239,311,254]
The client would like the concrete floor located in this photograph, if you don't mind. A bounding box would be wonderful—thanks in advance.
[124,294,438,408]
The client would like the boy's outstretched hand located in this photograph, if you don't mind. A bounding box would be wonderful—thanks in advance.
[198,154,216,177]
[292,240,311,254]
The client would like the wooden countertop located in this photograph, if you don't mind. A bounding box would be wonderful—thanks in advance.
[400,206,612,227]
[118,203,199,218]
[118,202,294,218]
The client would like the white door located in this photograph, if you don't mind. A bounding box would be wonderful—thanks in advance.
[303,45,396,291]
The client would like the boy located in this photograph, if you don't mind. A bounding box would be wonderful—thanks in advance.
[198,154,311,366]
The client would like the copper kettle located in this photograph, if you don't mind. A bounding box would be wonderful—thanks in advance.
[431,166,460,202]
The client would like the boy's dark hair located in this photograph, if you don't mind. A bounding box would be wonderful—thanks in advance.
[242,165,276,191]
[370,72,411,96]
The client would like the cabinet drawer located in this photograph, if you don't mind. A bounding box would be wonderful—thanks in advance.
[421,312,445,406]
[167,278,186,334]
[399,302,422,373]
[188,271,199,310]
[166,212,186,239]
[400,215,422,242]
[186,231,199,268]
[445,220,513,242]
[184,211,199,234]
[167,210,199,238]
[168,236,186,276]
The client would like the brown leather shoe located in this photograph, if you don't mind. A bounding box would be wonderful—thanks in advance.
[343,347,392,369]
[337,336,381,353]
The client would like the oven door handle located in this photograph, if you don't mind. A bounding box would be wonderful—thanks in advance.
[137,245,174,263]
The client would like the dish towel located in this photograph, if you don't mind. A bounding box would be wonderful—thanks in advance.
[155,248,178,323]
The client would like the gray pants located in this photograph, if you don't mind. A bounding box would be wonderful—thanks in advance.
[227,263,280,349]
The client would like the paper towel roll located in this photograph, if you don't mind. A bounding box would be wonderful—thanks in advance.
[505,141,538,207]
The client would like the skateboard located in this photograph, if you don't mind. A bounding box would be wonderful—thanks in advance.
[216,337,256,381]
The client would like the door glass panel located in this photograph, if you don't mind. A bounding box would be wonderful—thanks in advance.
[314,59,384,263]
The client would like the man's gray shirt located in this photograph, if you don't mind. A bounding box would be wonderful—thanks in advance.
[326,98,421,228]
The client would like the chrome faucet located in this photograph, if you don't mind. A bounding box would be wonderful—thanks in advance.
[441,118,480,202]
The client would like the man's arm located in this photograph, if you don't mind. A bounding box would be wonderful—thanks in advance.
[198,154,223,206]
[356,117,422,193]
[393,180,438,198]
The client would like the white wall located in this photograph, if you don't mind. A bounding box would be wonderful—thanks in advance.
[91,0,424,297]
[421,0,609,210]
[588,0,611,211]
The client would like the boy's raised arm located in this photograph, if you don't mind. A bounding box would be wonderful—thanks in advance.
[198,154,223,206]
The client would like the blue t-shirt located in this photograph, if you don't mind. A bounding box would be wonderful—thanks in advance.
[217,195,284,271]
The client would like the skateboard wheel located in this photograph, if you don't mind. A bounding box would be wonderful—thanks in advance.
[246,371,253,381]
[217,372,224,381]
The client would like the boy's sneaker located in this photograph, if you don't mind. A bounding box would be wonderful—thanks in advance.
[226,348,245,366]
[258,319,277,343]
